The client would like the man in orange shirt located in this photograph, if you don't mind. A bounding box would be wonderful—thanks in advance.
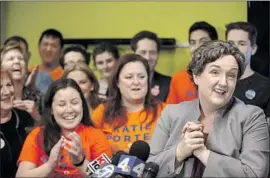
[30,29,64,93]
[166,21,218,104]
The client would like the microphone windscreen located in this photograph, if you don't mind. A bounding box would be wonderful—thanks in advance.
[129,140,150,161]
[111,151,129,166]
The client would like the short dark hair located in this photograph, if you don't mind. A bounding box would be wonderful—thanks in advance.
[4,35,29,51]
[59,44,90,68]
[130,30,161,52]
[42,78,93,156]
[189,21,218,41]
[187,40,245,84]
[92,42,119,66]
[38,28,64,48]
[225,21,258,46]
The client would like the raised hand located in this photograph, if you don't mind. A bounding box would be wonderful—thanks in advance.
[47,137,64,169]
[182,121,203,133]
[24,66,38,87]
[13,100,34,112]
[13,99,40,121]
[182,122,210,165]
[63,132,84,165]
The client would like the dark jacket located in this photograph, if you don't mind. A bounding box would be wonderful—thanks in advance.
[151,71,171,102]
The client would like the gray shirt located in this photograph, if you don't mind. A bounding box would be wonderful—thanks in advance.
[148,97,269,177]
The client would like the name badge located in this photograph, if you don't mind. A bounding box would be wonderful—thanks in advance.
[0,138,5,149]
[245,89,256,100]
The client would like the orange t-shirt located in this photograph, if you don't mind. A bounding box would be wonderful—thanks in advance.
[92,103,166,152]
[166,70,198,104]
[29,65,63,81]
[17,124,112,178]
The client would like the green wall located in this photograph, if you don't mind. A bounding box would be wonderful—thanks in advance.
[5,2,247,76]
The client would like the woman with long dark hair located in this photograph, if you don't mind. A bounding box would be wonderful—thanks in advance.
[16,78,112,178]
[92,53,166,152]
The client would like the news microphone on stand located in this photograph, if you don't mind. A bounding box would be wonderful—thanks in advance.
[142,162,159,178]
[90,163,120,178]
[88,151,128,178]
[115,140,150,178]
[111,151,129,166]
[87,141,150,178]
[86,153,111,177]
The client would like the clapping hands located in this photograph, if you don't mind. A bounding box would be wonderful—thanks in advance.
[176,122,209,164]
[47,132,84,170]
[62,132,85,166]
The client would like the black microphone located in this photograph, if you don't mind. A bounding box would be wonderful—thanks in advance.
[142,162,159,178]
[129,140,150,161]
[115,140,150,178]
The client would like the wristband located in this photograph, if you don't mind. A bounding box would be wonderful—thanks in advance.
[73,155,85,167]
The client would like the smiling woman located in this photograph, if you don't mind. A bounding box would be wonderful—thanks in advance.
[63,63,101,114]
[0,69,34,177]
[92,53,166,153]
[0,43,44,121]
[148,41,269,177]
[16,78,112,178]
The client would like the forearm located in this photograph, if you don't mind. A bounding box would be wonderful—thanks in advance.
[77,159,90,177]
[16,162,53,177]
[30,109,41,122]
[194,149,210,166]
[174,157,184,174]
[175,145,187,165]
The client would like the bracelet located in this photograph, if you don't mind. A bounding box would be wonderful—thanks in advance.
[73,155,85,167]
